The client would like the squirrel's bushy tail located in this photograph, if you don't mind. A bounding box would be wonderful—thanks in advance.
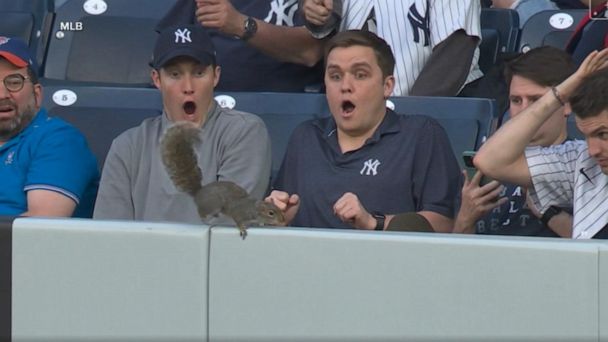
[161,121,203,196]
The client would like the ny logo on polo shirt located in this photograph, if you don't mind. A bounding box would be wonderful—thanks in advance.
[4,151,14,165]
[360,159,381,176]
[174,28,192,44]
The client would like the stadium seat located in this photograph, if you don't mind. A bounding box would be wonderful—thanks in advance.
[518,9,587,52]
[214,92,330,179]
[41,84,163,170]
[0,0,54,72]
[480,8,520,54]
[479,28,500,74]
[567,116,584,140]
[568,13,608,66]
[0,12,35,44]
[388,96,497,169]
[43,0,178,85]
[215,93,497,174]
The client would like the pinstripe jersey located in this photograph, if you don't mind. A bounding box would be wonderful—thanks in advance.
[525,140,608,239]
[337,0,483,96]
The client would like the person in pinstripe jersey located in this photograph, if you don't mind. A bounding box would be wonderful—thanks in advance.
[301,0,483,96]
[475,48,608,239]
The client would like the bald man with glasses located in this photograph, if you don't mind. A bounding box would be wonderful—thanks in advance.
[0,37,99,218]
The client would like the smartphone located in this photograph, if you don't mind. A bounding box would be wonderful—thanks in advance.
[462,151,492,186]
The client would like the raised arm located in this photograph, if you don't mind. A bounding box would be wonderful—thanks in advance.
[195,0,324,66]
[475,49,608,187]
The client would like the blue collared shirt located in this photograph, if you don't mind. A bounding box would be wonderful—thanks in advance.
[0,108,99,217]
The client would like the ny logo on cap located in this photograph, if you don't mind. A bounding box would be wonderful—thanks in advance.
[0,37,9,46]
[174,28,192,44]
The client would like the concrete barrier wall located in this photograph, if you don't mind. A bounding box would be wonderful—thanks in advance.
[209,227,599,342]
[6,218,608,341]
[11,218,209,341]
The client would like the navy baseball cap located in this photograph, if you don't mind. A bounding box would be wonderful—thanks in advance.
[151,25,216,69]
[0,37,38,75]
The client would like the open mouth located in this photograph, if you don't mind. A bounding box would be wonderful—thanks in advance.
[183,101,196,115]
[0,106,15,116]
[341,100,355,114]
[0,101,15,114]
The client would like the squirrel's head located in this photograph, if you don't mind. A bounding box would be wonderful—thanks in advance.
[255,201,286,226]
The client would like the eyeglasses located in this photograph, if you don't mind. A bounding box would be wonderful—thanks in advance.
[2,74,31,93]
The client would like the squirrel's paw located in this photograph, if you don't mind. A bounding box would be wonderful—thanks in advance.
[239,226,248,240]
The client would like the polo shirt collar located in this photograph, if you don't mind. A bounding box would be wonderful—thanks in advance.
[314,108,401,145]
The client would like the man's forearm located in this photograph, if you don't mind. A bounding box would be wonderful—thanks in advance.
[474,89,563,187]
[547,212,573,238]
[248,20,324,67]
[476,49,608,185]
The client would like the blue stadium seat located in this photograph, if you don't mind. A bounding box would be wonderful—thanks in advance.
[43,0,178,85]
[567,116,583,140]
[216,93,497,174]
[480,8,520,54]
[388,96,497,169]
[214,92,330,179]
[518,9,587,52]
[0,0,54,72]
[479,28,500,74]
[41,84,162,169]
[0,12,35,44]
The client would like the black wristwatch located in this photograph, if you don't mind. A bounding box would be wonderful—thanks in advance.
[541,206,563,227]
[372,212,385,231]
[240,16,257,41]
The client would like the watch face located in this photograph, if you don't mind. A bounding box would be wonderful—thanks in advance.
[242,17,257,40]
[246,18,256,31]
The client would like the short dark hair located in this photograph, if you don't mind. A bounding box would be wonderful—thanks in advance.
[570,68,608,119]
[504,46,576,88]
[324,30,395,79]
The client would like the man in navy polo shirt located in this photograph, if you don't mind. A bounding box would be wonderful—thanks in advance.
[266,30,461,232]
[0,37,99,217]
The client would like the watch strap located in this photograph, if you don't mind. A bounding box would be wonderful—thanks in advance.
[541,206,563,227]
[372,211,385,231]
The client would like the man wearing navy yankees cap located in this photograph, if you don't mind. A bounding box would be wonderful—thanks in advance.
[94,25,271,223]
[0,37,99,218]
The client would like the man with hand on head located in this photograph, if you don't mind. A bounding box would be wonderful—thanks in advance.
[454,46,575,237]
[475,48,608,239]
[266,30,461,232]
[0,37,99,218]
[94,25,271,222]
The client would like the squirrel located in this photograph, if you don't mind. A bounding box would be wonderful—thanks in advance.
[160,121,285,239]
